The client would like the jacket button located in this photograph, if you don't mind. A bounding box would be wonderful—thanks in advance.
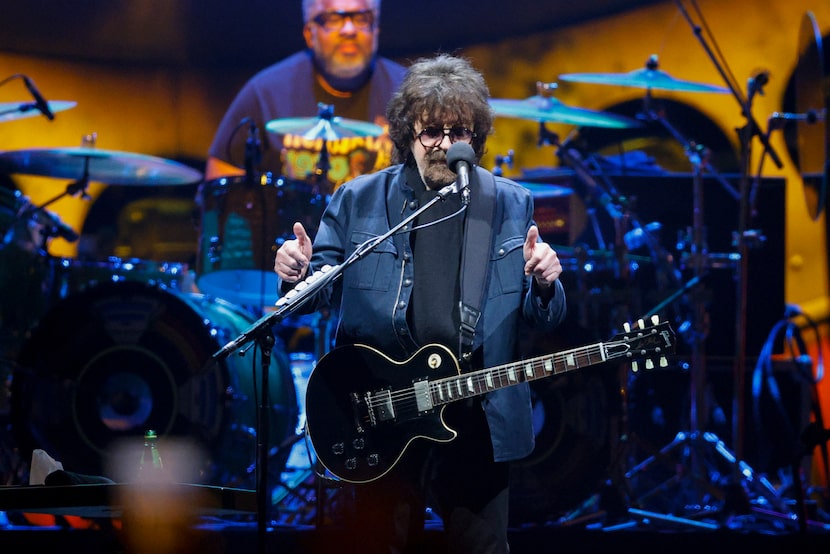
[403,278,412,287]
[398,301,406,309]
[409,200,419,210]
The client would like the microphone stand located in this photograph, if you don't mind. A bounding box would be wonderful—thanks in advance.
[211,178,468,554]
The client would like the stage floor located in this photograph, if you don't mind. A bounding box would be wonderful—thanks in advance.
[2,516,830,554]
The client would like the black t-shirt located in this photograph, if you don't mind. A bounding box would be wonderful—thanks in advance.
[406,165,464,349]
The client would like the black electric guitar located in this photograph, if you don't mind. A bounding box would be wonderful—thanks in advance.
[305,318,675,483]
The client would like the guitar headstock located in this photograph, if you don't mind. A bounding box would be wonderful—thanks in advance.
[611,315,676,372]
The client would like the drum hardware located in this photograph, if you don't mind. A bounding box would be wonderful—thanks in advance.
[1,198,79,248]
[492,149,514,177]
[523,51,778,527]
[557,1,797,528]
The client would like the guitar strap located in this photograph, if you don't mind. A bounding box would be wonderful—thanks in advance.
[458,167,496,367]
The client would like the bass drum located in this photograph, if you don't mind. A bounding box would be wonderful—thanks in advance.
[12,280,297,488]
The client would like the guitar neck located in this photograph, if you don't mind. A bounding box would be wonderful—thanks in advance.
[429,341,611,407]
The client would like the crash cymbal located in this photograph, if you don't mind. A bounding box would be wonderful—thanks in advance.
[265,116,384,140]
[559,56,729,94]
[0,147,203,186]
[0,101,77,123]
[489,96,640,128]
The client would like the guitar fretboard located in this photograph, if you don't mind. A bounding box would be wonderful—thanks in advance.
[429,342,610,405]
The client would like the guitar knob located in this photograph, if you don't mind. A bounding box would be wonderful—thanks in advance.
[352,438,365,450]
[332,442,344,455]
[367,453,379,467]
[345,457,358,470]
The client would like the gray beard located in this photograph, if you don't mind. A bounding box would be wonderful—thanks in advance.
[421,153,456,190]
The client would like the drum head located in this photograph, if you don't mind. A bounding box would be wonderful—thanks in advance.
[12,281,297,486]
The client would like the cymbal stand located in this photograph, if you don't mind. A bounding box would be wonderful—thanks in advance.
[310,102,334,196]
[674,0,784,469]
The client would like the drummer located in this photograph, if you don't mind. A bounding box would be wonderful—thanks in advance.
[205,0,406,189]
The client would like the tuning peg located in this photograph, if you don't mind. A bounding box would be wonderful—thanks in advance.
[638,318,645,330]
[623,321,631,333]
[645,359,655,370]
[631,360,639,372]
[659,356,668,368]
[651,314,660,325]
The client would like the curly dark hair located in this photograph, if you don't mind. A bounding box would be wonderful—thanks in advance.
[386,54,493,166]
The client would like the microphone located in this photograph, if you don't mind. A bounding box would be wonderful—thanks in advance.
[769,109,823,123]
[447,142,475,205]
[22,76,55,121]
[31,207,79,242]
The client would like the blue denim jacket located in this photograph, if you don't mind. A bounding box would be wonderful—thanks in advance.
[281,164,566,461]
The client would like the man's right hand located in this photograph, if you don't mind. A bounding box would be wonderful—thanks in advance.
[274,221,312,283]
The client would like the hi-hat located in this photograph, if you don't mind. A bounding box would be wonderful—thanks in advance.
[559,56,729,94]
[0,147,204,186]
[266,116,384,140]
[489,96,641,128]
[0,101,77,123]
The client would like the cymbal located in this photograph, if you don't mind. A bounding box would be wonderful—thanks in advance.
[265,116,384,140]
[559,67,729,93]
[489,96,641,128]
[0,101,77,123]
[0,147,203,186]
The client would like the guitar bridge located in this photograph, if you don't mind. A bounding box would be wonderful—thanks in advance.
[364,389,395,424]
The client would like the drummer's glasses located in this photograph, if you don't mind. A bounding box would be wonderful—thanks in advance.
[416,127,476,148]
[312,10,375,31]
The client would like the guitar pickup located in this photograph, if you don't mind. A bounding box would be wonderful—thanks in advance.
[412,380,433,412]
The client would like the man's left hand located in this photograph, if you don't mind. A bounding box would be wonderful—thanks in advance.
[523,225,562,288]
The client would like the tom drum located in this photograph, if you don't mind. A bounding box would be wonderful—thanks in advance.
[196,174,326,307]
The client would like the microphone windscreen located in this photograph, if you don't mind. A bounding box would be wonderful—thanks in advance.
[446,142,475,174]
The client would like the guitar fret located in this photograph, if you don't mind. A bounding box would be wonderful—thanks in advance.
[524,362,533,379]
[508,367,517,382]
[544,358,553,373]
[485,371,494,388]
[466,376,474,394]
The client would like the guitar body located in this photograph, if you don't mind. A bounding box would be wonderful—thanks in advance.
[305,343,460,483]
[304,319,675,483]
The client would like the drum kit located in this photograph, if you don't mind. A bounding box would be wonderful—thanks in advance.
[486,55,821,524]
[0,94,389,492]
